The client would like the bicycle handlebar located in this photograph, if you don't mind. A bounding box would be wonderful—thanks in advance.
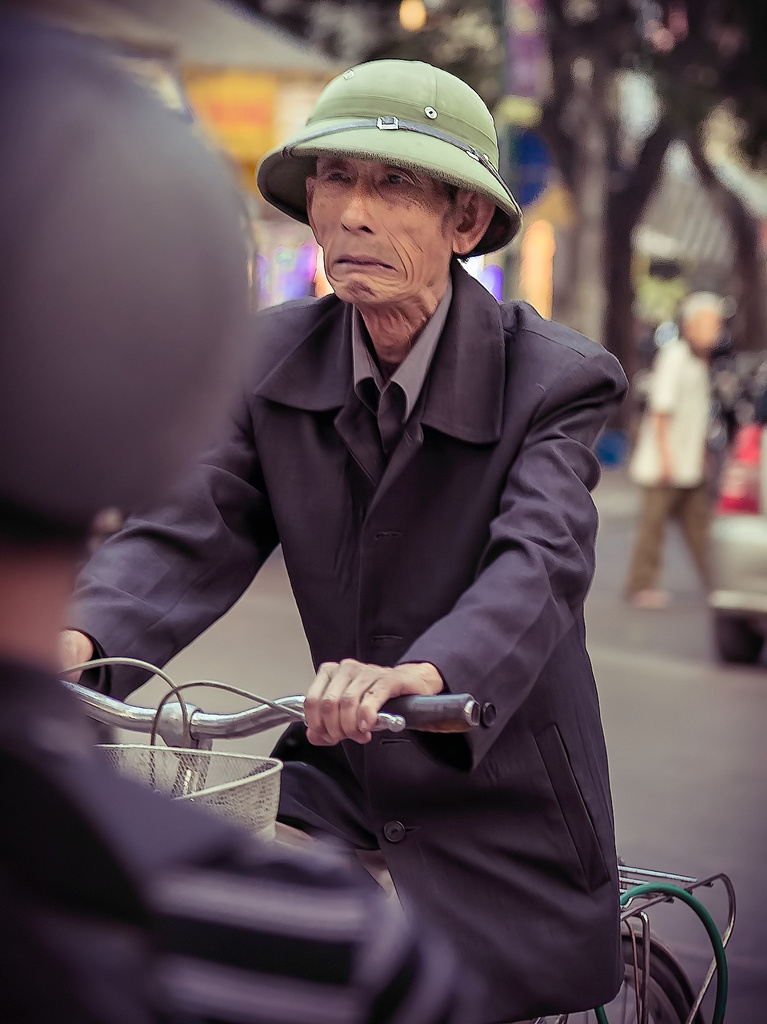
[62,679,481,749]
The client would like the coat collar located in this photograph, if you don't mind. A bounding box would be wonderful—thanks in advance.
[255,263,506,444]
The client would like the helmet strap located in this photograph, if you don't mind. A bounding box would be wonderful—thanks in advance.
[283,117,511,196]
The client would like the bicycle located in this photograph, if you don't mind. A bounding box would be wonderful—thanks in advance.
[63,657,734,1024]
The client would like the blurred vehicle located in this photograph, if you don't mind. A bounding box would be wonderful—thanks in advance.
[710,397,767,663]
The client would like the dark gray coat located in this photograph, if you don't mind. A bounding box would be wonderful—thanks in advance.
[74,265,628,1023]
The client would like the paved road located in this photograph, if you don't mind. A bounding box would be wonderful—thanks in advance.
[124,469,766,1021]
[587,471,766,1023]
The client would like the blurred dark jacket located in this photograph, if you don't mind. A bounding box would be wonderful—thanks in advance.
[0,11,476,1024]
[1,660,473,1024]
[73,265,628,1022]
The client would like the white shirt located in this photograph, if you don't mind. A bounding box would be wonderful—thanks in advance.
[629,337,710,488]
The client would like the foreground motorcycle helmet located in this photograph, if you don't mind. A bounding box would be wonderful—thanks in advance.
[0,14,249,538]
[257,60,522,257]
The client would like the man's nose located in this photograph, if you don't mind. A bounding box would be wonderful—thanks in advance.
[340,183,375,233]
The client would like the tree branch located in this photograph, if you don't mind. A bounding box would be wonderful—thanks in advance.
[688,128,765,350]
[611,115,675,230]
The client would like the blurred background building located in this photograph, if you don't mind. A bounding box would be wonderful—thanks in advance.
[18,0,341,307]
[19,0,767,426]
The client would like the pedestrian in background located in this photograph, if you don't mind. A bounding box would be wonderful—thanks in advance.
[625,292,726,608]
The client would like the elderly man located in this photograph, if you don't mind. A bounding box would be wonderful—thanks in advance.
[65,61,628,1023]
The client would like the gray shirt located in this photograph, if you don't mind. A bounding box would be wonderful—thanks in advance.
[352,278,453,452]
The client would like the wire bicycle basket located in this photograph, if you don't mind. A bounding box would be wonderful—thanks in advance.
[99,744,282,839]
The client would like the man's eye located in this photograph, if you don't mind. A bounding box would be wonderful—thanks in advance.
[322,170,351,183]
[386,173,408,185]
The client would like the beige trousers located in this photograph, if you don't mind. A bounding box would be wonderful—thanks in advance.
[625,482,710,595]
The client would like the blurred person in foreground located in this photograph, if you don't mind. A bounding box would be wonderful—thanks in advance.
[65,60,628,1023]
[625,292,726,608]
[0,14,474,1024]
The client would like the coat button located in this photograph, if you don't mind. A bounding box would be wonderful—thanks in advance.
[382,820,407,843]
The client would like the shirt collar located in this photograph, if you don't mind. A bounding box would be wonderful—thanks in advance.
[255,264,505,445]
[351,276,453,420]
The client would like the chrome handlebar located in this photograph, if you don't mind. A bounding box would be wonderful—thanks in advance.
[62,678,482,750]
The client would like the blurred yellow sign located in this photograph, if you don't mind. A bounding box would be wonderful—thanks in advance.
[185,69,277,163]
[524,184,575,228]
[495,95,541,127]
[519,219,556,318]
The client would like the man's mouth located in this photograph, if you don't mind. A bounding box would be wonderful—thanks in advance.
[335,255,394,270]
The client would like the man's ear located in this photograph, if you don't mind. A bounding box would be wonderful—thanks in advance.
[451,191,496,256]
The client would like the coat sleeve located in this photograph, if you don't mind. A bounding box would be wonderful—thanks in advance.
[69,393,278,698]
[399,348,627,770]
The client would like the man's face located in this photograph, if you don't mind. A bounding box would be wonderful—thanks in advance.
[684,308,723,358]
[305,156,463,310]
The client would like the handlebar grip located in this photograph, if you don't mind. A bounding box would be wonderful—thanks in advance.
[381,694,481,732]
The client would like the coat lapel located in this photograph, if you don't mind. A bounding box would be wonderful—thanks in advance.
[419,263,506,445]
[254,298,387,484]
[254,264,507,499]
[368,418,425,513]
[254,297,352,412]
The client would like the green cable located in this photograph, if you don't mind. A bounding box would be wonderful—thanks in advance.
[594,882,728,1024]
[595,1005,609,1024]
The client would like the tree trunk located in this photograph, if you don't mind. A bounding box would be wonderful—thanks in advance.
[604,216,635,360]
[604,119,674,387]
[558,60,608,345]
[689,136,766,352]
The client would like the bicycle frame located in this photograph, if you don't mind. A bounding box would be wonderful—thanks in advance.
[618,865,735,1024]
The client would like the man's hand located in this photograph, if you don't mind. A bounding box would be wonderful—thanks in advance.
[59,629,94,681]
[304,659,443,746]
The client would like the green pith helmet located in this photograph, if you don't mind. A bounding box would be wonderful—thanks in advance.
[257,60,522,257]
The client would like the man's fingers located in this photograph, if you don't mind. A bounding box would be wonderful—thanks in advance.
[303,661,339,736]
[304,660,443,747]
[357,681,392,733]
[337,671,386,740]
[305,660,364,739]
[305,659,386,744]
[59,629,94,682]
[305,661,337,701]
[317,660,381,743]
[357,662,443,731]
[304,726,336,746]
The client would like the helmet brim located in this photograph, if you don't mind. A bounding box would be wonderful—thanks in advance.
[257,119,522,257]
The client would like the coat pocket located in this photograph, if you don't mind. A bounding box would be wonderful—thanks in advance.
[534,723,610,891]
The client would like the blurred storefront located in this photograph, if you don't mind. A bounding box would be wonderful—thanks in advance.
[136,0,339,309]
[634,143,767,326]
[19,0,522,308]
[21,0,339,309]
[183,55,336,308]
[634,144,736,324]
